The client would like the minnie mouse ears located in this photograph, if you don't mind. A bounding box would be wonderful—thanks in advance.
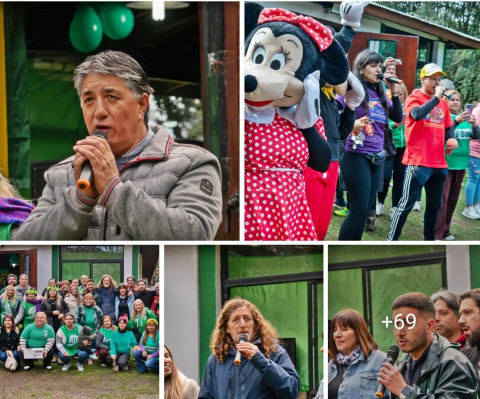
[258,8,333,52]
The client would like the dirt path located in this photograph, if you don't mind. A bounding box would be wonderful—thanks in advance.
[0,361,159,398]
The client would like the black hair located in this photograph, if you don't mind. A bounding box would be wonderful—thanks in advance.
[353,49,389,116]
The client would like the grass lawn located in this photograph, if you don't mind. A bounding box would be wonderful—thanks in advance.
[0,358,159,399]
[325,177,480,241]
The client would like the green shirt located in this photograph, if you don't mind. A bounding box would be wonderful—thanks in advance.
[21,323,55,348]
[99,327,114,348]
[128,309,156,335]
[111,330,137,356]
[21,302,37,327]
[1,298,17,323]
[59,325,80,356]
[446,115,477,170]
[84,306,95,330]
[142,332,159,355]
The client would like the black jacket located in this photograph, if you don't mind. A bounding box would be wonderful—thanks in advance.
[0,327,20,351]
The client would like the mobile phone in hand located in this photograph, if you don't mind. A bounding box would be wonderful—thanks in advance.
[466,104,474,115]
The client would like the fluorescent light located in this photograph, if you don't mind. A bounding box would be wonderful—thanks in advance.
[152,1,165,21]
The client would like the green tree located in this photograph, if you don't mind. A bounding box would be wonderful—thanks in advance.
[379,2,480,103]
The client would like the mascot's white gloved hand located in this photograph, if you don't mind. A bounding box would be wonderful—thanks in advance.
[340,1,370,28]
[344,72,365,109]
[295,70,321,129]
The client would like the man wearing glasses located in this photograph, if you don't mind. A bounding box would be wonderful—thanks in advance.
[388,63,458,240]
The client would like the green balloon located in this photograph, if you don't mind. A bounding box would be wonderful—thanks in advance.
[69,6,103,53]
[100,3,134,40]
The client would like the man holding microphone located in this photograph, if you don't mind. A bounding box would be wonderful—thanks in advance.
[199,298,299,399]
[388,63,459,240]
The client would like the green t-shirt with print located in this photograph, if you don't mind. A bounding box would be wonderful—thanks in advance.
[60,325,80,356]
[142,332,159,355]
[21,323,55,348]
[99,327,114,349]
[446,116,477,170]
[21,302,38,327]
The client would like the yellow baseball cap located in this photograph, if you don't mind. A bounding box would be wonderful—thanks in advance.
[420,63,446,78]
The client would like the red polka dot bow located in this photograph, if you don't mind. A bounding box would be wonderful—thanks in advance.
[258,8,333,52]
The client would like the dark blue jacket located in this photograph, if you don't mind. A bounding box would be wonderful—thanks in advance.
[199,340,299,399]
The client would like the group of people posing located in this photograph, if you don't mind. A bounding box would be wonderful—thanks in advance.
[324,290,480,398]
[0,273,159,373]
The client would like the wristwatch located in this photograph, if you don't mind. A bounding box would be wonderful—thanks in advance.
[399,385,412,399]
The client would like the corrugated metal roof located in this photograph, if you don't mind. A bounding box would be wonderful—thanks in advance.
[371,2,480,44]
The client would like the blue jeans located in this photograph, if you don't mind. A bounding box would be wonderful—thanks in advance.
[133,349,159,373]
[465,156,480,206]
[58,350,89,365]
[0,349,20,362]
[388,165,447,240]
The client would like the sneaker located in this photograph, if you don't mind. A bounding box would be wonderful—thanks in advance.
[24,365,32,371]
[389,207,398,219]
[376,203,384,216]
[413,201,421,212]
[62,363,71,371]
[122,365,128,371]
[463,207,480,220]
[52,354,58,363]
[89,354,98,360]
[366,210,376,231]
[475,204,480,216]
[45,365,52,371]
[333,202,346,210]
[113,365,119,372]
[101,363,107,367]
[57,358,63,365]
[444,235,455,241]
[87,358,93,366]
[334,207,348,217]
[77,363,84,371]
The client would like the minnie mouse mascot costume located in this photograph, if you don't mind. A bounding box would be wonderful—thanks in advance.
[244,3,351,240]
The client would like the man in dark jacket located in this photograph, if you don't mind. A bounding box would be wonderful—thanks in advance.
[459,289,480,394]
[198,298,299,399]
[133,279,155,308]
[379,292,477,399]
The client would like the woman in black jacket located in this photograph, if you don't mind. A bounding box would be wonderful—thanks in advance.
[0,314,21,369]
[41,286,68,362]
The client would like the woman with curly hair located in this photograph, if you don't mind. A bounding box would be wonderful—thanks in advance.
[165,344,199,399]
[14,288,42,329]
[97,274,118,323]
[198,298,299,399]
[41,286,68,362]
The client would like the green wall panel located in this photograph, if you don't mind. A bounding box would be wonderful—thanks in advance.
[470,246,480,288]
[229,253,322,279]
[231,282,314,392]
[198,246,217,381]
[329,245,444,264]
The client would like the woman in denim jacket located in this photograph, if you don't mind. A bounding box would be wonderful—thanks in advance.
[318,309,390,399]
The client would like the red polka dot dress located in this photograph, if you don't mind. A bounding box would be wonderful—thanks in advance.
[245,113,317,241]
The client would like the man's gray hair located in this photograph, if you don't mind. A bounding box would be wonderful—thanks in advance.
[431,289,460,318]
[73,50,154,124]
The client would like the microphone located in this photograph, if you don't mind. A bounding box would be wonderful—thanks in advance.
[377,74,403,85]
[76,130,108,192]
[234,334,249,366]
[376,344,399,397]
